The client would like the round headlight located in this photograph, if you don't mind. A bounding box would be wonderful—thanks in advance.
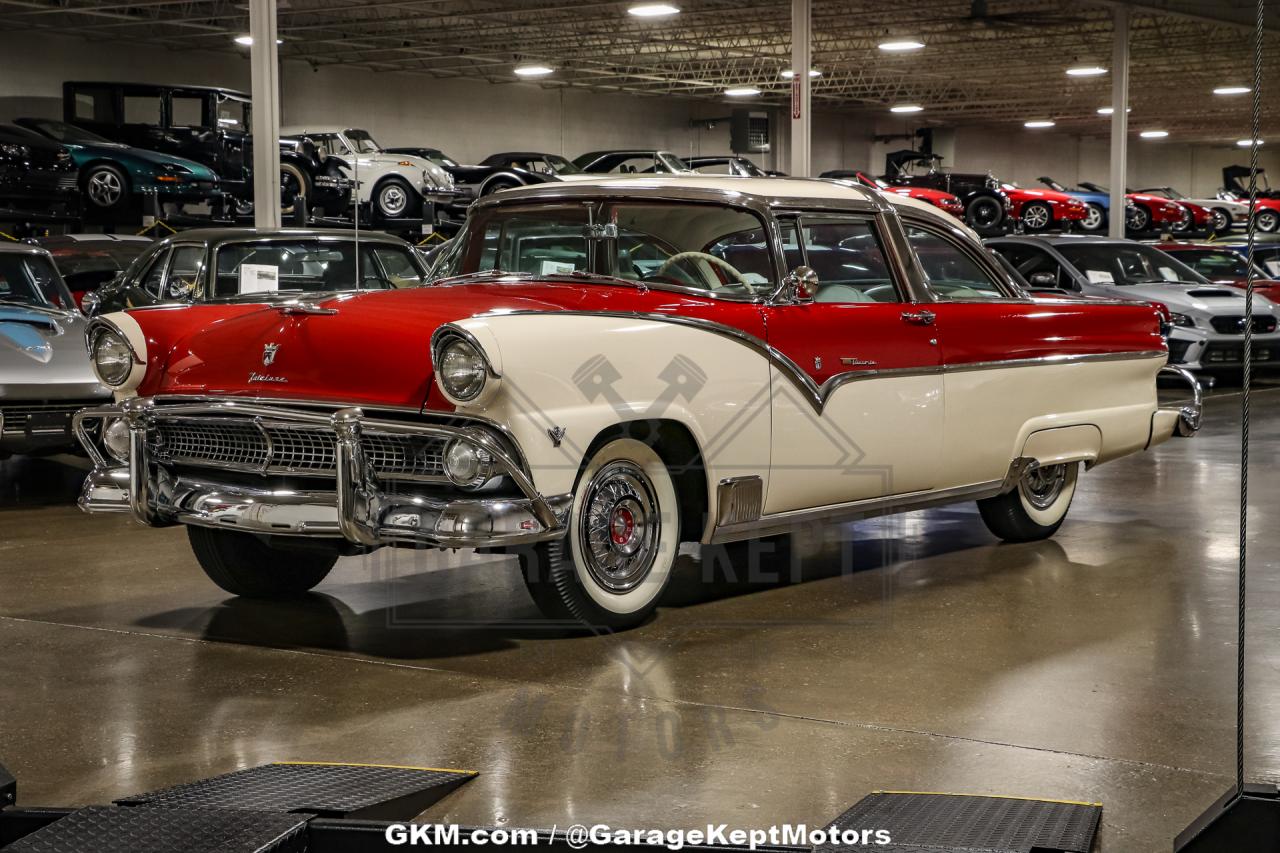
[92,329,135,387]
[437,338,487,401]
[102,417,131,463]
[443,438,493,489]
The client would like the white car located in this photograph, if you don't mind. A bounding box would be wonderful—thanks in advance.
[282,126,457,221]
[989,234,1280,372]
[1137,186,1251,234]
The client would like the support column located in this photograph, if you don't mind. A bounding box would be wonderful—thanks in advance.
[789,0,811,177]
[249,0,281,229]
[1108,7,1129,238]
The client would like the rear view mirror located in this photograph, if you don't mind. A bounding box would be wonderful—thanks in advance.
[782,266,819,303]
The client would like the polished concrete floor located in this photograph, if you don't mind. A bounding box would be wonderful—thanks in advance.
[1,386,1277,852]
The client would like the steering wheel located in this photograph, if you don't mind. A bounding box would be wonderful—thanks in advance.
[654,251,749,288]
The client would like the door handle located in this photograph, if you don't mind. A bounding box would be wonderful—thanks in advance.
[901,309,936,326]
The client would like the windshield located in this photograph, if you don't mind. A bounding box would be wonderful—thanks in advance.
[659,152,693,173]
[27,119,111,144]
[1057,243,1209,286]
[437,201,775,297]
[212,239,425,298]
[0,253,76,310]
[217,96,250,130]
[1144,187,1183,200]
[44,241,151,276]
[1164,248,1268,280]
[423,150,458,169]
[541,154,581,175]
[344,130,383,154]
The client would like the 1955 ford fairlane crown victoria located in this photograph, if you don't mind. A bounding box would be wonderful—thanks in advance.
[74,177,1201,628]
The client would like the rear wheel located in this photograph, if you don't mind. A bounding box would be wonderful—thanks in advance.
[1021,201,1052,232]
[280,162,312,216]
[83,163,130,214]
[187,526,337,598]
[1171,206,1193,234]
[520,438,680,630]
[977,462,1078,542]
[1257,210,1280,233]
[966,196,1004,230]
[1210,208,1232,235]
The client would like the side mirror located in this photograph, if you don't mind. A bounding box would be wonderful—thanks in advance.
[782,265,819,303]
[1028,271,1057,287]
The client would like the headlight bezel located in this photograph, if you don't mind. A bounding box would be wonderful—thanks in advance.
[430,325,500,406]
[85,318,145,392]
[90,327,136,386]
[1170,312,1197,328]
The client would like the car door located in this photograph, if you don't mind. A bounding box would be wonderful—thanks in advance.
[762,213,944,514]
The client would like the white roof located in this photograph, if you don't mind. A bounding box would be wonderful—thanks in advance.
[280,126,355,136]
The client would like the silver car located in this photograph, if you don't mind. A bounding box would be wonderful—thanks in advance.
[989,235,1280,372]
[0,243,110,456]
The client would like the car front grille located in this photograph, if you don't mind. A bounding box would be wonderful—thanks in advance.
[1203,342,1280,364]
[1209,315,1278,335]
[152,418,446,481]
[0,401,91,436]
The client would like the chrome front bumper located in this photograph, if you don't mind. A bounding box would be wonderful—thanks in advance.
[73,398,571,549]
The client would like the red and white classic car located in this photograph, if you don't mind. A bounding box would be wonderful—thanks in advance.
[74,177,1201,628]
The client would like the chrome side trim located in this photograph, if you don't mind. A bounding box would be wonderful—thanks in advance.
[716,476,763,526]
[709,477,1008,544]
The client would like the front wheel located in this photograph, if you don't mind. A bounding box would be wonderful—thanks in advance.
[977,462,1078,543]
[519,438,680,630]
[83,163,130,213]
[374,178,421,220]
[1210,208,1232,235]
[966,196,1004,230]
[1126,204,1151,232]
[280,162,312,215]
[1021,202,1052,232]
[187,526,337,598]
[1256,210,1280,233]
[1079,203,1106,232]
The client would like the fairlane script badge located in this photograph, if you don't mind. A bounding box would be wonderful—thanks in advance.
[248,372,287,384]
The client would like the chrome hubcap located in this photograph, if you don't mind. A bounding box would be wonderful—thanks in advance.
[379,184,408,216]
[1020,463,1068,510]
[1024,205,1049,229]
[87,170,122,207]
[578,460,660,593]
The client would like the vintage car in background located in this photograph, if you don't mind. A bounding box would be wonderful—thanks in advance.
[62,82,351,217]
[385,148,597,219]
[0,242,109,457]
[574,149,695,174]
[1219,166,1280,233]
[820,169,965,219]
[1137,186,1249,234]
[12,118,221,216]
[83,228,429,316]
[284,126,456,222]
[0,124,79,219]
[36,233,153,309]
[989,234,1280,372]
[882,150,1011,230]
[686,155,774,177]
[73,177,1198,628]
[1153,242,1280,299]
[996,182,1088,232]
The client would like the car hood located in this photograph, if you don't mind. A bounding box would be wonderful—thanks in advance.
[0,305,108,398]
[1006,187,1080,204]
[889,186,959,203]
[1098,282,1277,315]
[365,152,451,185]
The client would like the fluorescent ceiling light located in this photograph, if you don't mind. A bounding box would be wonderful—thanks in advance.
[1215,86,1251,95]
[878,39,924,52]
[628,3,679,16]
[1024,120,1056,128]
[724,86,761,97]
[780,68,822,79]
[514,64,554,77]
[890,104,923,113]
[1140,129,1169,138]
[233,35,282,45]
[1066,65,1107,77]
[1238,139,1265,147]
[1096,106,1131,115]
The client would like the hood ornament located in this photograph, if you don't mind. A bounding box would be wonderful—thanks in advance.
[262,343,280,366]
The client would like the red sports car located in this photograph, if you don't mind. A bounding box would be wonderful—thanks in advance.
[1169,201,1213,235]
[72,177,1198,628]
[998,183,1088,232]
[821,169,965,219]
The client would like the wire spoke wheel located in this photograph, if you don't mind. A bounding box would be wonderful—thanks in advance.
[578,460,661,594]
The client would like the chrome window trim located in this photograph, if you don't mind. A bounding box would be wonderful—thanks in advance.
[900,213,1027,301]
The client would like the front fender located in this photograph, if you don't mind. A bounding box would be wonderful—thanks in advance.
[447,312,774,522]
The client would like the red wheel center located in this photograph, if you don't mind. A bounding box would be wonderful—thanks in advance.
[610,507,635,546]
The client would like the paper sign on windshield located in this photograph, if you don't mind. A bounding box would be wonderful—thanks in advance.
[540,260,575,275]
[1086,270,1114,284]
[240,264,279,294]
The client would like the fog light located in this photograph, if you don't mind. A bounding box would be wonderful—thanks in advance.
[103,417,131,463]
[443,438,493,489]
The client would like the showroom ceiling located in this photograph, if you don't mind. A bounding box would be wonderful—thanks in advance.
[2,0,1276,143]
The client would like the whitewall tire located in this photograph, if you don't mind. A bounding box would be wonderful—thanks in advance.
[520,438,680,629]
[977,462,1078,542]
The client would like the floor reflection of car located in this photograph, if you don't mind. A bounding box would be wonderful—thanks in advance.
[989,234,1280,372]
[36,233,153,310]
[14,117,221,217]
[84,228,431,316]
[0,243,109,457]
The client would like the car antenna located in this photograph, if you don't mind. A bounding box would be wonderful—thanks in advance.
[353,150,361,290]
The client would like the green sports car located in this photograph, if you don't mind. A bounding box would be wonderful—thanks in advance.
[12,117,222,215]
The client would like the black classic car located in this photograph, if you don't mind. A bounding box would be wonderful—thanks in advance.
[84,228,430,316]
[384,148,592,218]
[882,149,1010,230]
[0,124,80,219]
[573,149,694,174]
[63,82,351,216]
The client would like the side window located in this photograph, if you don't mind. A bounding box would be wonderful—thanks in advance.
[123,94,161,125]
[796,216,900,303]
[693,162,733,175]
[171,95,205,128]
[72,88,114,123]
[372,247,423,287]
[995,244,1073,291]
[905,224,1012,300]
[163,246,204,300]
[138,249,171,299]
